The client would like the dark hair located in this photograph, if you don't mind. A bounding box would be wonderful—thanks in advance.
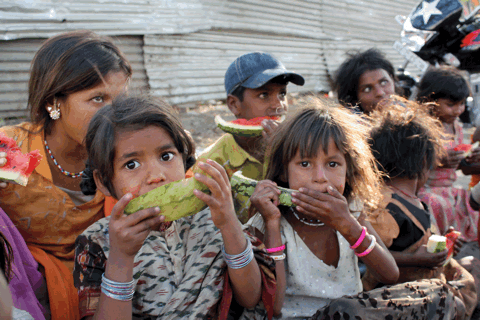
[229,76,290,102]
[369,96,445,182]
[333,48,396,109]
[0,232,13,282]
[265,97,383,213]
[28,30,132,135]
[416,66,470,103]
[81,95,196,198]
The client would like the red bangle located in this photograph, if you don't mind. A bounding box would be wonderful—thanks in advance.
[355,235,376,258]
[266,244,286,253]
[350,226,367,250]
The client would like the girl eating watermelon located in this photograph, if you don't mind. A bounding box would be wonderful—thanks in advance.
[367,96,477,319]
[74,94,276,319]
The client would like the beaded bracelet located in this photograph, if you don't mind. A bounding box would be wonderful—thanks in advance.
[271,253,286,261]
[222,238,254,269]
[355,235,376,258]
[266,244,285,253]
[101,273,135,301]
[350,226,367,250]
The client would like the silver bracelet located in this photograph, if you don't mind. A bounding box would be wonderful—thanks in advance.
[101,273,135,301]
[270,253,286,261]
[222,237,254,269]
[101,286,135,301]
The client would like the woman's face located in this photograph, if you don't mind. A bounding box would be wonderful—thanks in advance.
[357,69,395,114]
[435,98,465,124]
[108,126,186,199]
[48,71,129,145]
[287,138,347,195]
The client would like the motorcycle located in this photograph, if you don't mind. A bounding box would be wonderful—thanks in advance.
[394,0,480,108]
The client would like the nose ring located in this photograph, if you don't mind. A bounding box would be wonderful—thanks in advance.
[276,107,282,115]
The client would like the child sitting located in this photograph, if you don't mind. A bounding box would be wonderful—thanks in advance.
[367,96,477,319]
[74,95,275,319]
[416,66,480,242]
[192,52,304,222]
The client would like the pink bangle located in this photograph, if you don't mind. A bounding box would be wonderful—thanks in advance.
[355,235,376,258]
[266,245,286,253]
[350,226,367,250]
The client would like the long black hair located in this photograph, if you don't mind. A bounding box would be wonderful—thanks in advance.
[81,95,196,198]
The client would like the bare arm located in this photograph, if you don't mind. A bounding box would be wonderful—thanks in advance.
[194,160,262,309]
[390,247,447,268]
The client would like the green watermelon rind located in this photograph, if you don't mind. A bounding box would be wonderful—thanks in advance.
[123,177,210,221]
[0,169,28,186]
[230,170,295,207]
[214,115,285,137]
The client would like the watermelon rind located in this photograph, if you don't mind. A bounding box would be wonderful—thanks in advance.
[426,235,447,253]
[0,169,28,186]
[230,170,295,207]
[123,177,210,221]
[215,115,285,137]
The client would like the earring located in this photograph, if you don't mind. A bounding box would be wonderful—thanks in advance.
[47,98,61,120]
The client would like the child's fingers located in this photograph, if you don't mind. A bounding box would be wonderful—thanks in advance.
[130,214,165,235]
[196,162,227,193]
[124,206,161,227]
[193,188,215,207]
[111,193,133,221]
[194,172,222,199]
[205,159,230,187]
[0,181,7,188]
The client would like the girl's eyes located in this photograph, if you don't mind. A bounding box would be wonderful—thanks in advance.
[92,96,104,103]
[380,80,388,86]
[259,92,268,99]
[328,161,338,168]
[161,152,174,161]
[362,87,371,93]
[125,160,140,170]
[300,161,310,167]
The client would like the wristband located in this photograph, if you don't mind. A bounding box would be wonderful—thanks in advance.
[271,253,286,261]
[350,226,367,250]
[266,244,285,253]
[355,235,376,258]
[101,273,135,301]
[222,237,254,269]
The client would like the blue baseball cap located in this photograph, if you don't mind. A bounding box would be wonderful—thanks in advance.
[225,52,305,95]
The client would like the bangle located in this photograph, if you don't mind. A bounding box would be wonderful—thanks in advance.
[350,226,367,250]
[222,237,254,269]
[101,273,135,301]
[355,235,376,258]
[270,253,286,261]
[266,244,285,253]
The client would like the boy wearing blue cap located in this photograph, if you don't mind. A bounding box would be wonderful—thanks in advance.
[191,52,304,223]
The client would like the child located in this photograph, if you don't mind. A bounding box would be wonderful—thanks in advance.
[417,66,480,242]
[333,48,396,114]
[248,98,463,319]
[74,95,276,319]
[367,96,477,319]
[192,52,305,222]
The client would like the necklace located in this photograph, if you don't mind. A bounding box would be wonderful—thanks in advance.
[389,185,419,200]
[44,139,84,178]
[290,207,324,227]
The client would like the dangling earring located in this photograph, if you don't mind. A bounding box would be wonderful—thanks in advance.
[47,98,61,120]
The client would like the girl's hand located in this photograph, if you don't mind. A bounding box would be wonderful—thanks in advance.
[412,245,448,269]
[465,147,480,164]
[193,160,236,230]
[442,149,464,168]
[291,185,353,232]
[0,152,7,188]
[108,193,164,259]
[250,180,282,225]
[445,227,466,256]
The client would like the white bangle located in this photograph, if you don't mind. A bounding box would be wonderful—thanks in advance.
[271,253,286,261]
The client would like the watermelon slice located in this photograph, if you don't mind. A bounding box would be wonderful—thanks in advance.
[215,115,285,137]
[444,230,461,266]
[454,141,479,158]
[0,133,42,186]
[427,235,447,253]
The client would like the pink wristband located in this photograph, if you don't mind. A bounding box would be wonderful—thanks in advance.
[266,244,286,253]
[350,226,367,250]
[355,235,376,258]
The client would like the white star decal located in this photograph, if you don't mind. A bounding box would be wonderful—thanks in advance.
[414,0,443,24]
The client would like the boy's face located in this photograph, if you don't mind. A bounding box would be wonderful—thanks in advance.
[228,82,288,120]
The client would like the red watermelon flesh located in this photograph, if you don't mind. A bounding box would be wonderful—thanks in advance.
[444,230,461,266]
[0,133,42,186]
[454,144,472,152]
[231,116,280,126]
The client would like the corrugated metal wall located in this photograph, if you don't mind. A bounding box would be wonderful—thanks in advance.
[0,36,148,118]
[1,0,425,115]
[144,30,326,105]
[0,0,211,40]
